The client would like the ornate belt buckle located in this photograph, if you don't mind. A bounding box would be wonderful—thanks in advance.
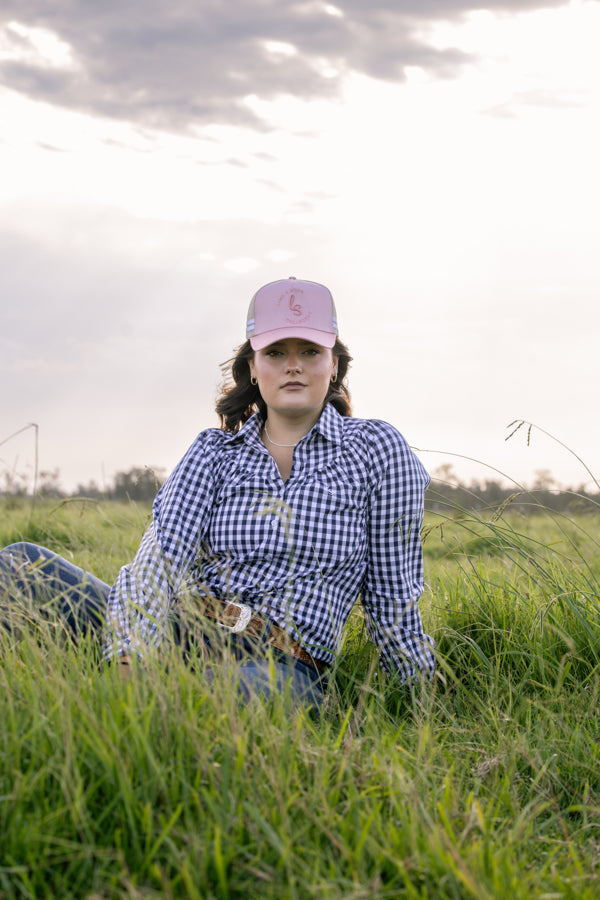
[217,601,253,634]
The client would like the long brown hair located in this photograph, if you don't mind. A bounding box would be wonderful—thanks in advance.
[215,339,353,433]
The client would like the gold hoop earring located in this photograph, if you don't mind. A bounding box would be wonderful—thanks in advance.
[331,374,337,384]
[251,376,258,386]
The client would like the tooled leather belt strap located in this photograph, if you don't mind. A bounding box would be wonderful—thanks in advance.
[201,598,329,674]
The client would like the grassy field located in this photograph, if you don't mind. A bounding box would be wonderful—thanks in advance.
[1,495,600,898]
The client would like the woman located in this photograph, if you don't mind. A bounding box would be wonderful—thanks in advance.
[0,277,434,707]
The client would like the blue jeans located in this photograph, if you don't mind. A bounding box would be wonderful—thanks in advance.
[0,542,108,636]
[0,542,326,709]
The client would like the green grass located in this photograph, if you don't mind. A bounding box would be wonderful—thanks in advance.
[0,497,150,585]
[2,497,600,898]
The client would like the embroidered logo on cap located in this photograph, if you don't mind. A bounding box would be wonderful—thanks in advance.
[277,286,312,325]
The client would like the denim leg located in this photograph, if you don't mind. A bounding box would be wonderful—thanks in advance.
[0,542,110,637]
[0,544,328,705]
[206,656,327,710]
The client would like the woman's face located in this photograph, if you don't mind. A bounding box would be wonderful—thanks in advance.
[249,338,338,423]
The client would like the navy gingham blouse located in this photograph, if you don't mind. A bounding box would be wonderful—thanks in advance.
[103,404,435,679]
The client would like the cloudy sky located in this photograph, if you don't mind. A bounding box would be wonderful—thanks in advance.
[1,0,598,494]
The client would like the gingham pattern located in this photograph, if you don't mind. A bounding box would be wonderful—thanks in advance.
[103,405,434,679]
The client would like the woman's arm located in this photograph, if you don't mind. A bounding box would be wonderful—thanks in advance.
[103,523,183,660]
[361,422,435,681]
[102,430,221,661]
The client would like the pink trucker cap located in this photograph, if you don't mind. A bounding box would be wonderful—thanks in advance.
[246,277,338,351]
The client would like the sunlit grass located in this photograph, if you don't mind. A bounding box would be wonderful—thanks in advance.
[2,496,600,898]
[0,497,149,585]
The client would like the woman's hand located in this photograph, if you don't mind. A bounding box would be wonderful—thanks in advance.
[115,655,133,682]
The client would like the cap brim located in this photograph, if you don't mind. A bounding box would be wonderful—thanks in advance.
[250,326,337,351]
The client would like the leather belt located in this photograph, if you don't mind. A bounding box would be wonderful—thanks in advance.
[200,597,329,674]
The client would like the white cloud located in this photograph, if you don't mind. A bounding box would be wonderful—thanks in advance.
[225,258,261,274]
[266,249,296,263]
[1,20,77,69]
[263,40,297,57]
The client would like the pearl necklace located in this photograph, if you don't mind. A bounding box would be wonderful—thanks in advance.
[263,424,298,448]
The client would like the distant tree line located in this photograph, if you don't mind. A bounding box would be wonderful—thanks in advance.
[425,465,599,516]
[75,467,167,503]
[0,466,166,503]
[2,463,599,515]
